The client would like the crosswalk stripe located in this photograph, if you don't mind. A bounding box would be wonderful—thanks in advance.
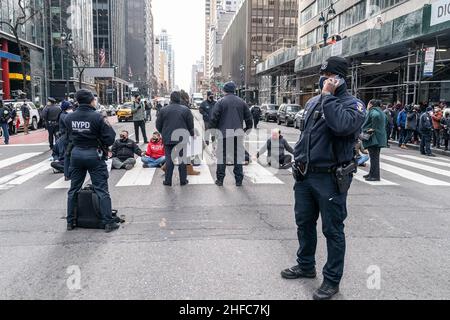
[380,162,450,186]
[45,174,91,190]
[188,160,215,185]
[243,162,284,184]
[0,152,42,169]
[397,155,450,168]
[382,155,450,178]
[0,160,50,189]
[353,169,398,186]
[116,158,156,187]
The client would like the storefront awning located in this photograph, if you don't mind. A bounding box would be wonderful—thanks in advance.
[0,50,21,62]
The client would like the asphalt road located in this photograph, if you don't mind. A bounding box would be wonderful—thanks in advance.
[0,110,449,300]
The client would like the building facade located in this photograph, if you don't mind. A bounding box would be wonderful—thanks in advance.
[0,0,47,103]
[222,0,298,103]
[126,0,154,98]
[158,29,175,93]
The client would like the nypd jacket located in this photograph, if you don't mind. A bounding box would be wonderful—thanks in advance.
[64,104,116,148]
[156,102,194,145]
[419,112,433,133]
[209,94,253,137]
[294,84,366,168]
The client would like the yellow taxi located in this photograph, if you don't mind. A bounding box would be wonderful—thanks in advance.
[117,102,133,122]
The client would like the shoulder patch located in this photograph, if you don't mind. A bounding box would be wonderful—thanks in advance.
[104,117,112,127]
[357,102,365,113]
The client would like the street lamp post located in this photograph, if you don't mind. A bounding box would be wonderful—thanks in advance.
[318,3,336,47]
[60,32,73,99]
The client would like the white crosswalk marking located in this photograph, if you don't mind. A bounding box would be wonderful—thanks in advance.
[353,169,398,186]
[380,162,450,186]
[116,158,156,187]
[45,174,91,190]
[397,155,450,168]
[0,160,50,190]
[381,155,450,178]
[188,160,215,185]
[244,163,284,184]
[0,152,43,169]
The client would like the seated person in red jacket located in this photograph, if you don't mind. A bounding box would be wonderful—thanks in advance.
[142,131,166,168]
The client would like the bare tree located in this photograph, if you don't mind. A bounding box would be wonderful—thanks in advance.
[0,0,44,95]
[68,46,93,90]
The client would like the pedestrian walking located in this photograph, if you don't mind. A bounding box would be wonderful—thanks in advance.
[405,105,418,146]
[440,113,450,151]
[131,94,148,144]
[419,106,436,157]
[0,100,11,145]
[397,106,407,148]
[362,99,388,182]
[65,89,118,232]
[20,102,31,135]
[155,100,163,117]
[144,100,152,122]
[199,91,216,145]
[209,81,253,187]
[282,56,365,300]
[110,130,144,170]
[432,106,443,149]
[156,91,195,187]
[251,105,262,129]
[42,97,61,150]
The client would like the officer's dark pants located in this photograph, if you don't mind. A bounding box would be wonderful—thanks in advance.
[51,161,64,173]
[47,123,59,149]
[67,147,114,226]
[294,173,348,286]
[1,123,9,144]
[216,137,244,183]
[164,144,188,185]
[368,147,381,180]
[420,132,432,155]
[133,120,148,143]
[253,118,260,129]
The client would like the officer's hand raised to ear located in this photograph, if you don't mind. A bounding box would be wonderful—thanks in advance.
[322,78,339,95]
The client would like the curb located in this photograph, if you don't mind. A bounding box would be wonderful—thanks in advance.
[389,140,450,157]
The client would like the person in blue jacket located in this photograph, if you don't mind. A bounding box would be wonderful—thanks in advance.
[397,106,408,148]
[281,56,366,300]
[65,89,118,233]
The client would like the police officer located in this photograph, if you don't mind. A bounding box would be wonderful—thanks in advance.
[42,97,61,149]
[199,91,216,145]
[65,89,118,232]
[58,100,74,180]
[281,57,366,300]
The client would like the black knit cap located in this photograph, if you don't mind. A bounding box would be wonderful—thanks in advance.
[75,89,95,105]
[320,56,349,78]
[170,91,181,104]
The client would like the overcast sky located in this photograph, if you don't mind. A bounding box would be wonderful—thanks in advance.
[153,0,205,91]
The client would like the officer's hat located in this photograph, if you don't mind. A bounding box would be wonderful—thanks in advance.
[48,97,56,103]
[320,56,349,78]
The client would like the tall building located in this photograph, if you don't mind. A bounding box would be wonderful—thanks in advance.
[92,0,129,104]
[126,0,154,98]
[158,29,175,92]
[191,57,205,95]
[222,0,298,103]
[46,0,95,101]
[0,0,47,102]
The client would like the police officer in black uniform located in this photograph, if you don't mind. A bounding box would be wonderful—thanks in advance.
[65,89,118,232]
[281,57,366,300]
[42,97,61,149]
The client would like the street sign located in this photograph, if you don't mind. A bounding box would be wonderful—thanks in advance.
[423,47,436,77]
[430,0,450,26]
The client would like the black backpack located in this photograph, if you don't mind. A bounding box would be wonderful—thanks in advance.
[75,185,125,229]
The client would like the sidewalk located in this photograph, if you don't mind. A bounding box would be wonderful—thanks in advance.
[389,140,450,157]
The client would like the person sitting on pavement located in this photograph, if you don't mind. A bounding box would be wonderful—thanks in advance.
[110,130,144,170]
[355,139,370,167]
[142,132,166,168]
[51,136,66,174]
[256,129,294,169]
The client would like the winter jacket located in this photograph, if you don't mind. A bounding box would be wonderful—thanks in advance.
[362,106,388,149]
[251,106,262,120]
[131,101,145,121]
[0,106,11,124]
[145,139,165,159]
[405,111,418,130]
[432,111,443,130]
[111,138,142,162]
[199,99,216,123]
[155,102,195,145]
[209,93,253,138]
[397,110,407,128]
[440,117,450,138]
[20,104,30,119]
[419,112,433,133]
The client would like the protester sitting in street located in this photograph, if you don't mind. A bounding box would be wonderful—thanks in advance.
[256,129,294,169]
[110,130,144,170]
[142,132,166,168]
[51,137,66,174]
[355,139,370,167]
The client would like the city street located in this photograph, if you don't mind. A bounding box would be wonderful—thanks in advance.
[0,111,449,300]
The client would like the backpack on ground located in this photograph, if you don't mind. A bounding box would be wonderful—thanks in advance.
[75,185,125,229]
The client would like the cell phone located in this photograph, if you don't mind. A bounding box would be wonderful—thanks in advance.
[334,75,346,87]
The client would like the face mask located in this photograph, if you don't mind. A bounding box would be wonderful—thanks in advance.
[120,135,127,140]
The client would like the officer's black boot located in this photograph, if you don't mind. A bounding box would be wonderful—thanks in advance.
[67,223,75,231]
[215,180,223,187]
[313,282,340,300]
[105,222,120,233]
[281,265,317,280]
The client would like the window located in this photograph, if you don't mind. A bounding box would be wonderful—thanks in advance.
[300,29,317,49]
[368,0,406,16]
[340,1,367,31]
[317,0,332,12]
[301,2,317,24]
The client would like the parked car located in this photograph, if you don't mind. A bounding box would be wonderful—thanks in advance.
[117,103,133,122]
[261,104,279,122]
[277,104,302,126]
[294,109,306,130]
[13,101,40,132]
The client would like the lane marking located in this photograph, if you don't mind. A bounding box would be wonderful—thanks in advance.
[353,169,398,186]
[380,162,450,186]
[0,160,50,190]
[187,160,215,185]
[382,155,450,178]
[397,155,450,168]
[116,158,156,187]
[243,162,284,184]
[0,152,43,169]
